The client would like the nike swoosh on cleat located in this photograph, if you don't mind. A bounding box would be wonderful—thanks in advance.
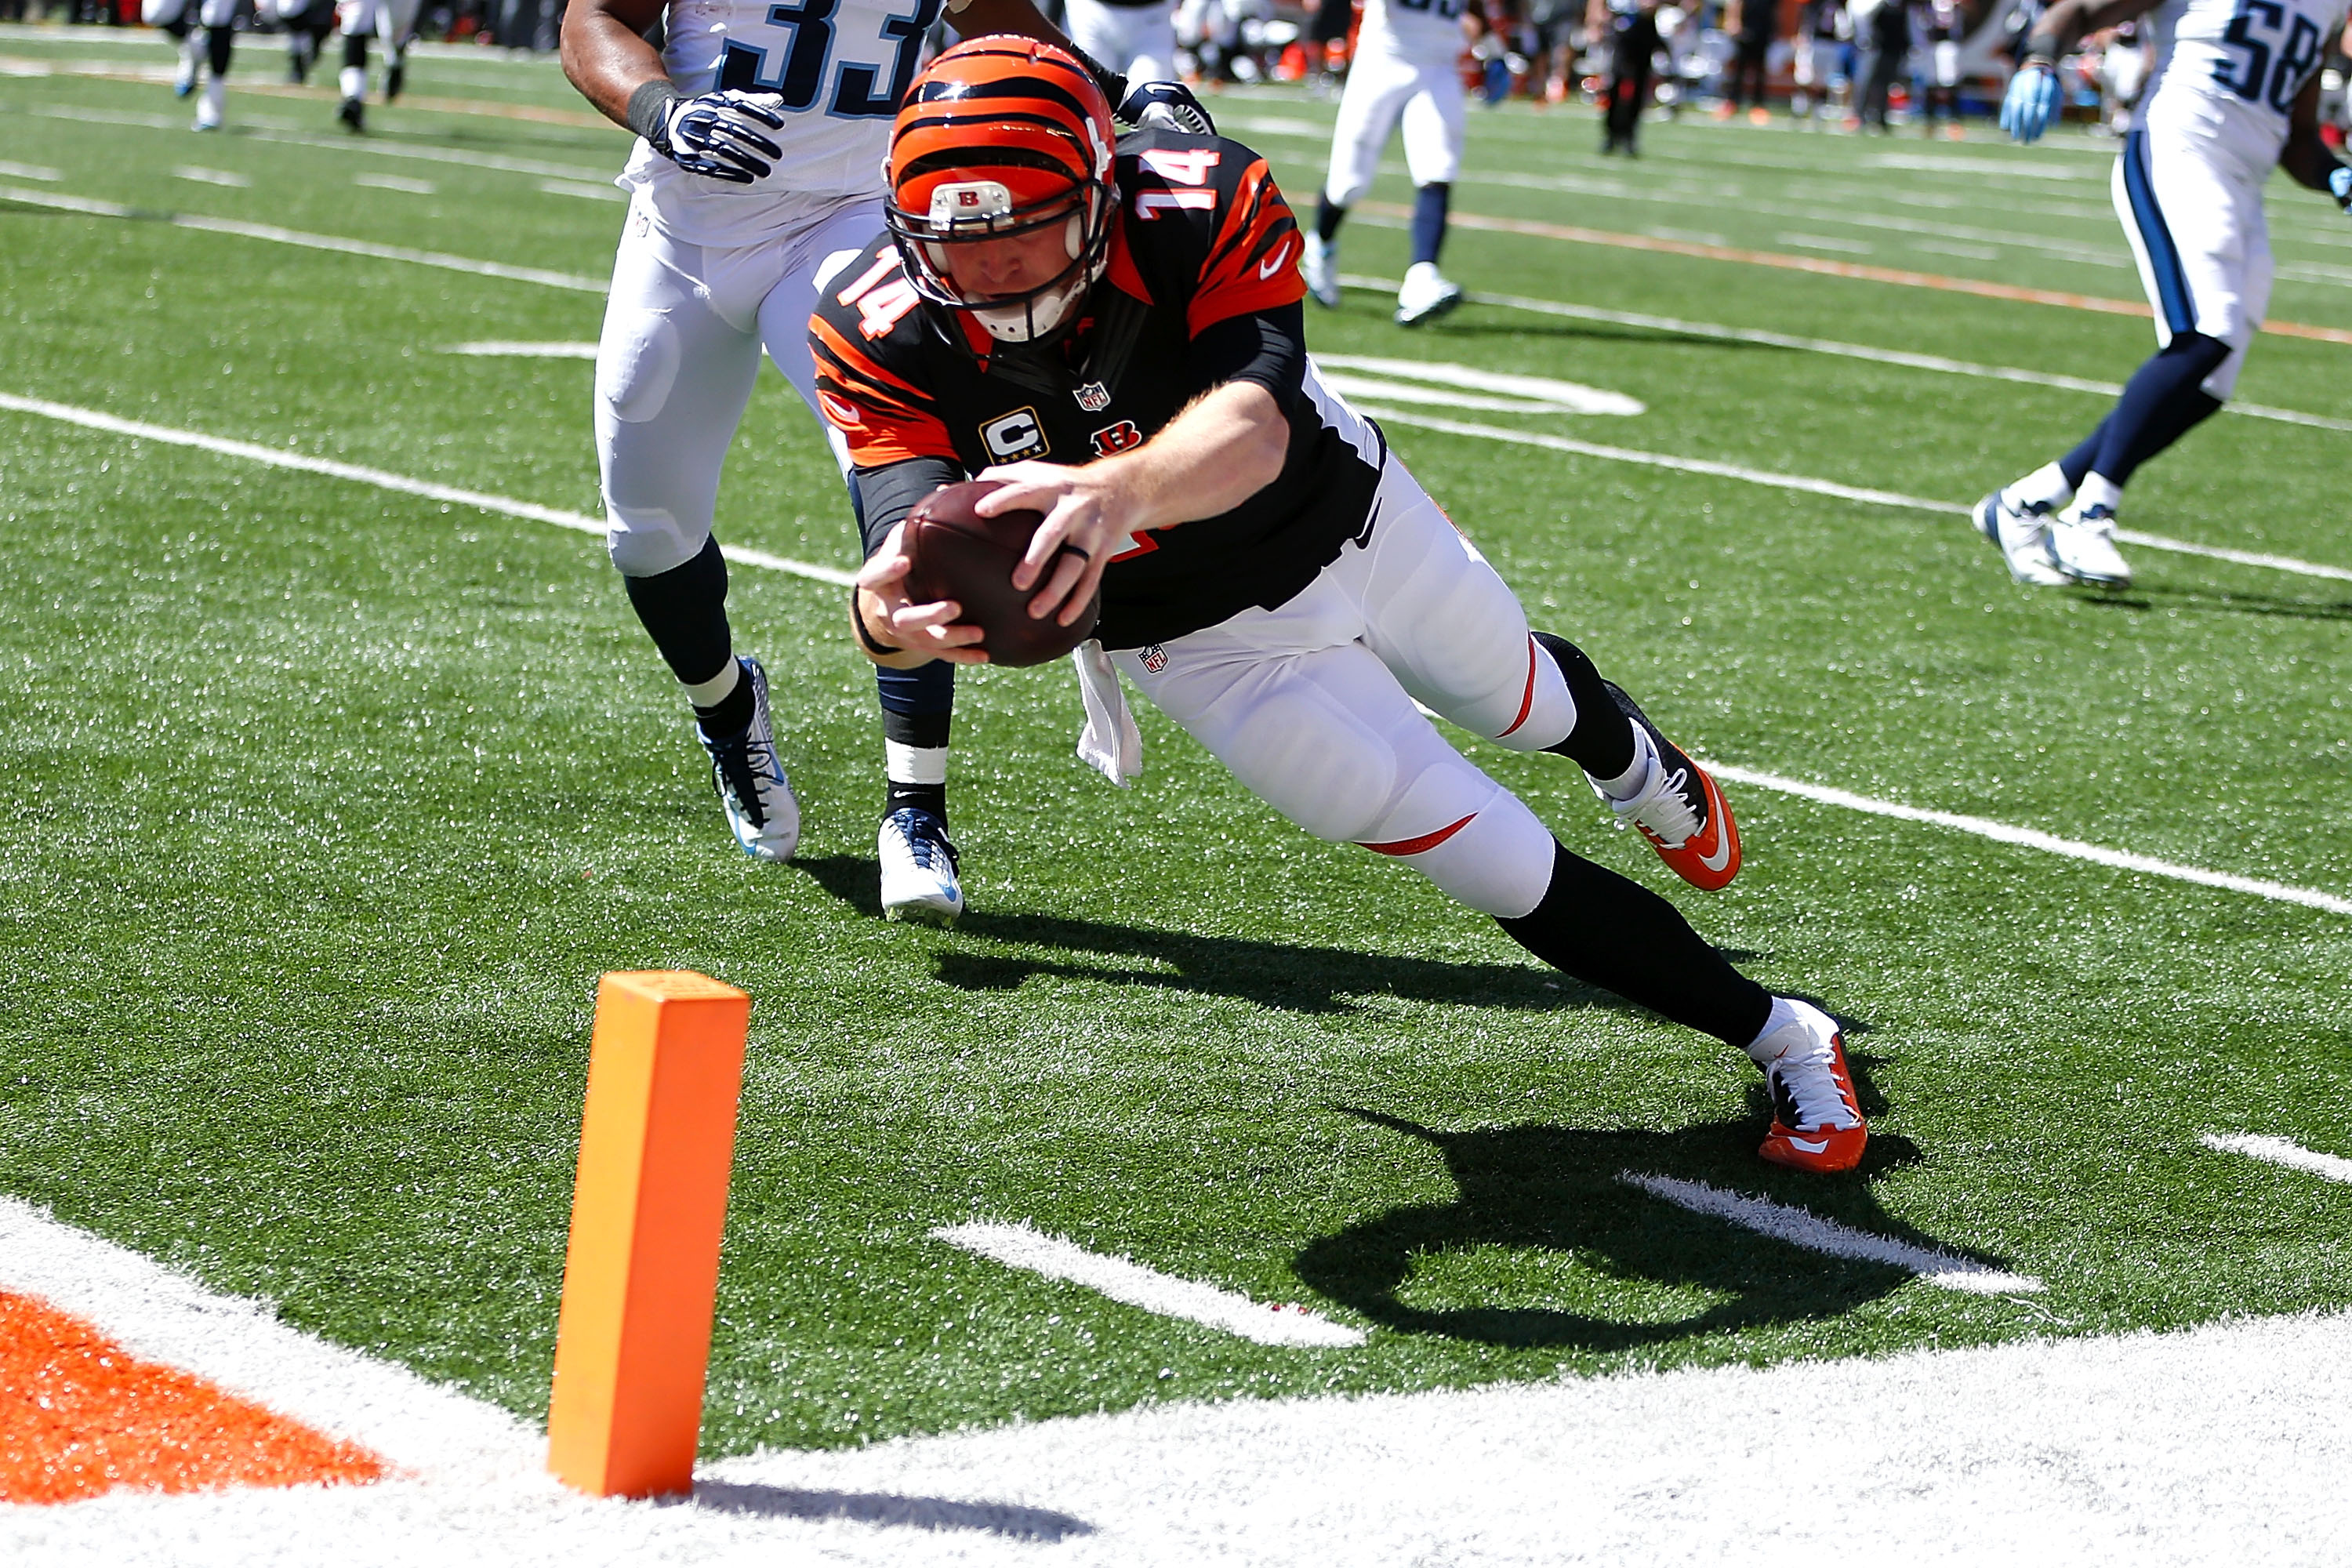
[1696,775,1733,872]
[1788,1136,1831,1154]
[1259,241,1293,280]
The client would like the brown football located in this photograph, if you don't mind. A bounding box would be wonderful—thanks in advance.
[900,480,1101,667]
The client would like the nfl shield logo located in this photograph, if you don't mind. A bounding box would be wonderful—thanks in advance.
[1075,381,1112,412]
[1142,644,1167,673]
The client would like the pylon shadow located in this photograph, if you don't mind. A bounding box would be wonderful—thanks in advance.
[687,1481,1094,1541]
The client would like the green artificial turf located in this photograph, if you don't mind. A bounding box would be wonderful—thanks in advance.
[2,34,2350,1456]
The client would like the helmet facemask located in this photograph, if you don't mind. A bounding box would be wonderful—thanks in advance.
[886,169,1116,346]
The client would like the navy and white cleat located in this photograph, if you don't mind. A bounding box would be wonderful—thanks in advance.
[698,655,799,861]
[1973,491,2069,586]
[1394,261,1464,327]
[1301,235,1341,309]
[880,808,964,927]
[2049,502,2133,586]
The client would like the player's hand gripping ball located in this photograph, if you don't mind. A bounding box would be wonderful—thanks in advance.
[902,481,1102,666]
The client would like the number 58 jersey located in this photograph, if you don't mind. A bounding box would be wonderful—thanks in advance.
[2141,0,2352,172]
[617,0,946,246]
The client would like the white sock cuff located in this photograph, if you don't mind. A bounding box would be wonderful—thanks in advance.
[2007,461,2074,512]
[1594,724,1657,803]
[885,739,949,786]
[682,657,740,709]
[2076,473,2123,513]
[1744,995,1804,1063]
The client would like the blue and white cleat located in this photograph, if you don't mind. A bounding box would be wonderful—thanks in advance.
[879,808,964,927]
[2049,502,2133,587]
[698,655,799,861]
[1973,491,2070,586]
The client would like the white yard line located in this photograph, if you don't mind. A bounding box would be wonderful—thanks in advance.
[1356,403,2352,584]
[8,390,2348,915]
[26,101,622,183]
[173,165,251,188]
[1705,760,2352,916]
[1617,1172,2045,1294]
[0,392,855,586]
[1338,271,2352,434]
[0,157,61,181]
[354,172,437,196]
[538,179,627,201]
[2202,1132,2352,1185]
[448,341,601,358]
[935,1222,1366,1348]
[0,183,608,292]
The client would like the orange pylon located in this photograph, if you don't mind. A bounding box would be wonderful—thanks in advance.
[546,971,750,1498]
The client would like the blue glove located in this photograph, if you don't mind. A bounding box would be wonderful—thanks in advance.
[2330,165,2352,212]
[1117,79,1215,136]
[1999,62,2059,143]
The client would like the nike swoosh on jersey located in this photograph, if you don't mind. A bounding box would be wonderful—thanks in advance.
[1258,241,1293,281]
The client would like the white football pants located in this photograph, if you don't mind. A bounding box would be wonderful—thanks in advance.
[2114,125,2271,401]
[1112,457,1578,920]
[337,0,419,43]
[1324,45,1467,208]
[1065,0,1179,85]
[596,193,875,577]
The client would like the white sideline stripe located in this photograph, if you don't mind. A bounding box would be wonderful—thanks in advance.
[1337,271,2352,434]
[0,1196,538,1482]
[1618,1173,2045,1295]
[934,1221,1367,1348]
[0,392,858,588]
[0,183,608,292]
[2202,1132,2352,1185]
[1355,404,2352,585]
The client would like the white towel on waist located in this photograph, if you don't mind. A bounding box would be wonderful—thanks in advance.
[1072,641,1143,786]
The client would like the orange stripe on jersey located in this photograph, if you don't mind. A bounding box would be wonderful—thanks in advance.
[1188,158,1305,336]
[0,1288,387,1505]
[1105,224,1153,307]
[810,315,931,407]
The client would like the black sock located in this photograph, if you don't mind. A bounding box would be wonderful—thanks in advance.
[885,781,946,819]
[1533,632,1636,779]
[206,23,232,77]
[2091,332,2230,486]
[344,32,367,73]
[1316,194,1347,243]
[692,666,755,738]
[1498,842,1772,1047]
[622,533,735,690]
[1409,182,1450,267]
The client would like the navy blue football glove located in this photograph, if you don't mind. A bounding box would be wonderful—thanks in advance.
[1117,79,1215,136]
[653,89,787,185]
[1998,61,2059,143]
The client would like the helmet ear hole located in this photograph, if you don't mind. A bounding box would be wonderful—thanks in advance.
[1064,211,1083,260]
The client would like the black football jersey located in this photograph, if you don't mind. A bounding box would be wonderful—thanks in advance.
[810,129,1385,651]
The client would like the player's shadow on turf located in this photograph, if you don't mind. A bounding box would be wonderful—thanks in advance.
[688,1481,1094,1541]
[2069,583,2352,623]
[796,856,1761,1015]
[1295,1098,2020,1351]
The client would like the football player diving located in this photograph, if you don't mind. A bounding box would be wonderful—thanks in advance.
[829,38,1871,1174]
[1977,0,2352,586]
[562,0,1212,926]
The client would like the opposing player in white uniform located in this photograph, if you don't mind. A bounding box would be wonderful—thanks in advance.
[1978,0,2352,586]
[336,0,421,132]
[1299,0,1475,325]
[147,0,238,132]
[561,0,1210,924]
[1065,0,1180,87]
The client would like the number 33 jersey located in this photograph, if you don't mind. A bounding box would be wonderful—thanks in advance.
[2141,0,2352,172]
[617,0,946,245]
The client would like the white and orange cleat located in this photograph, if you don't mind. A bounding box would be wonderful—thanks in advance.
[1593,680,1742,891]
[1748,997,1867,1172]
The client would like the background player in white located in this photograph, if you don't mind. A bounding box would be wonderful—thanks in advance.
[1065,0,1180,89]
[1978,0,2352,586]
[1299,0,1476,325]
[336,0,419,132]
[147,0,238,132]
[561,0,1210,923]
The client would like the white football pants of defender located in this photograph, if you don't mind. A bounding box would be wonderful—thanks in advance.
[596,193,874,578]
[2114,126,2272,401]
[1113,457,1578,920]
[1065,0,1179,85]
[337,0,420,74]
[1323,46,1467,208]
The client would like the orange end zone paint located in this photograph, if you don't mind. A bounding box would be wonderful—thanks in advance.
[0,1289,387,1506]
